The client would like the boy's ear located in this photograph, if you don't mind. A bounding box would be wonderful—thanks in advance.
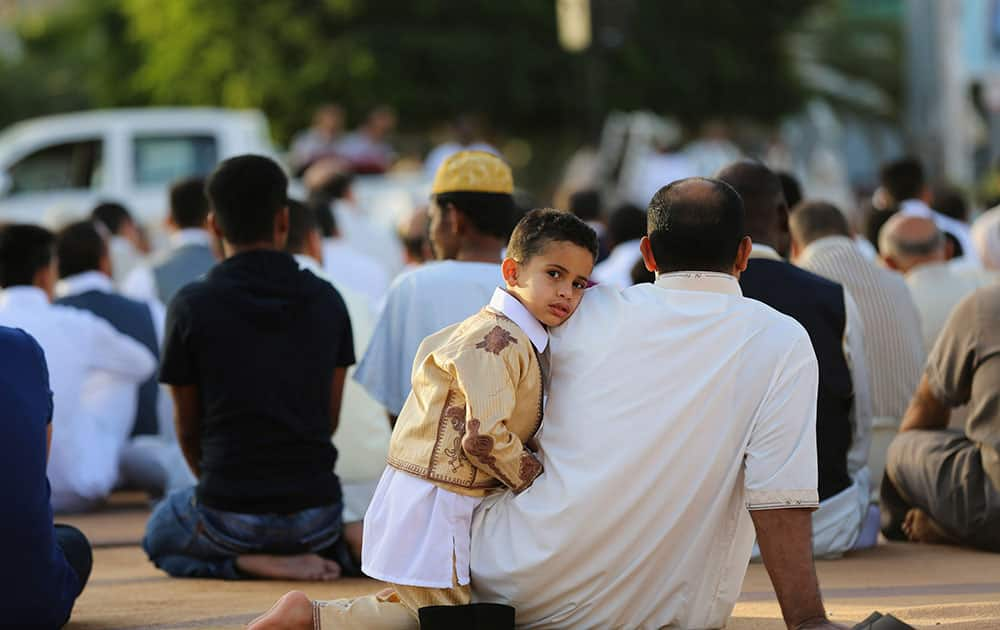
[501,257,520,286]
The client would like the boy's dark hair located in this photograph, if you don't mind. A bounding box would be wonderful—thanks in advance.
[169,176,210,229]
[91,202,133,234]
[313,172,354,204]
[0,224,56,288]
[56,220,106,278]
[880,157,925,203]
[206,155,288,245]
[647,178,746,273]
[285,199,318,254]
[569,189,602,222]
[434,191,518,241]
[506,208,599,264]
[607,203,647,249]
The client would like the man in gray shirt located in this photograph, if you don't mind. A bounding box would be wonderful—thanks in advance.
[881,284,1000,551]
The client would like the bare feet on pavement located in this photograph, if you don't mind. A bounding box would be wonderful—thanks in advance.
[902,508,956,545]
[237,554,342,581]
[247,590,313,630]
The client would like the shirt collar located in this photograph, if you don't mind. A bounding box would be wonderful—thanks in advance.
[801,235,856,260]
[899,199,932,218]
[56,270,114,298]
[749,243,783,261]
[654,271,743,296]
[488,287,548,352]
[170,228,213,249]
[0,286,50,309]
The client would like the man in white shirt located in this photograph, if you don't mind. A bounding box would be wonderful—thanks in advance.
[879,214,999,353]
[122,177,218,307]
[249,178,846,630]
[879,158,977,264]
[284,200,391,531]
[0,224,156,513]
[353,151,519,424]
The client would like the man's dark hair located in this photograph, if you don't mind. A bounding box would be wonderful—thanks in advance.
[56,220,106,278]
[646,177,746,273]
[434,191,518,241]
[716,161,785,246]
[169,176,210,229]
[880,157,925,203]
[790,200,851,248]
[206,155,288,244]
[777,172,803,209]
[312,172,354,204]
[568,189,602,222]
[285,199,318,254]
[931,186,969,222]
[607,203,647,249]
[91,202,133,235]
[864,206,897,253]
[0,224,55,288]
[506,209,599,264]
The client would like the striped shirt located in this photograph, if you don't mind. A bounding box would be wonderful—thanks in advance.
[796,236,925,420]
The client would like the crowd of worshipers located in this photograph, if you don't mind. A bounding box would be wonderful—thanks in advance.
[0,144,998,628]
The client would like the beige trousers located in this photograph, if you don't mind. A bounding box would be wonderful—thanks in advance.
[315,556,469,629]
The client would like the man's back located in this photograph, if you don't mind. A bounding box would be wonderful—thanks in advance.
[355,260,501,417]
[160,250,354,514]
[905,262,999,353]
[741,258,853,500]
[471,275,819,629]
[151,242,216,305]
[797,236,924,419]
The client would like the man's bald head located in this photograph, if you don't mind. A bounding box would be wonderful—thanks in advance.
[878,214,945,273]
[643,177,749,274]
[715,161,787,251]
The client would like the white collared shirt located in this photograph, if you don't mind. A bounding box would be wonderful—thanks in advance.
[905,261,1000,353]
[121,228,213,302]
[471,273,819,629]
[355,260,502,416]
[0,286,156,511]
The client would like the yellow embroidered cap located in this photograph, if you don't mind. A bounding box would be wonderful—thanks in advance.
[430,150,514,195]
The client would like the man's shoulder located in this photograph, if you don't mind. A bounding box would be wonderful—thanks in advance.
[0,325,39,358]
[392,261,500,292]
[745,258,843,294]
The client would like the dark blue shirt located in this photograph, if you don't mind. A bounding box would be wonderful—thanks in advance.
[0,326,81,627]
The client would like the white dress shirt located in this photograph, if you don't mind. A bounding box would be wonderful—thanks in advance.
[905,261,1000,353]
[363,287,547,589]
[749,244,874,557]
[121,228,214,303]
[295,254,392,521]
[0,286,156,512]
[470,274,819,629]
[354,260,503,416]
[321,238,390,312]
[899,199,978,267]
[591,238,643,289]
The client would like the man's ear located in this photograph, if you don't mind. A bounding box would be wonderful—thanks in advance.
[639,236,658,273]
[881,255,900,271]
[501,257,520,287]
[447,204,465,236]
[733,235,753,274]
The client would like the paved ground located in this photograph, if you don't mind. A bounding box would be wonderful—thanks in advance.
[61,501,1000,629]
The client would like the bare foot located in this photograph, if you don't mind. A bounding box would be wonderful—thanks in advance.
[237,553,342,581]
[247,590,313,629]
[902,508,956,545]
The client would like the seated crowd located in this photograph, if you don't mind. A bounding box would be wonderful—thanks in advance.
[0,146,997,629]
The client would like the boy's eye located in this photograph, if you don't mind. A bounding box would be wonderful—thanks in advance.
[547,270,561,279]
[573,281,587,290]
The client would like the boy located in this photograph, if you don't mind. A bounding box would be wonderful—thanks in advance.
[354,208,599,626]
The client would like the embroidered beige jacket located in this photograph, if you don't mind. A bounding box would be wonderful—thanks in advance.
[386,308,544,497]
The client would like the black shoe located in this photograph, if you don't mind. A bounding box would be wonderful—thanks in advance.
[852,611,916,630]
[418,605,474,629]
[470,603,515,630]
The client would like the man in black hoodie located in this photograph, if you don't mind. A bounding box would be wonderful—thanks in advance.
[142,155,357,581]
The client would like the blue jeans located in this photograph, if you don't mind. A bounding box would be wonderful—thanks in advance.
[142,487,353,579]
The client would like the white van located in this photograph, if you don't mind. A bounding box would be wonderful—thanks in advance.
[0,108,281,228]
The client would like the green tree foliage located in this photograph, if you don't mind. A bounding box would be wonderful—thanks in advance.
[1,0,825,140]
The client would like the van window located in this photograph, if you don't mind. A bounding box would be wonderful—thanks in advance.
[133,135,218,187]
[8,139,103,194]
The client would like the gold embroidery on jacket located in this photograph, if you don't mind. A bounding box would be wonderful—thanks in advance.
[475,326,518,355]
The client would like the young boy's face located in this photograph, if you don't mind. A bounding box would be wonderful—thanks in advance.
[503,240,594,327]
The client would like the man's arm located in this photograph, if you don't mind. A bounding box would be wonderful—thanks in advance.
[752,508,847,630]
[170,384,202,478]
[330,367,347,435]
[899,375,951,433]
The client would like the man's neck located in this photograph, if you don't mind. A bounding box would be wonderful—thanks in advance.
[453,238,504,264]
[223,241,280,259]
